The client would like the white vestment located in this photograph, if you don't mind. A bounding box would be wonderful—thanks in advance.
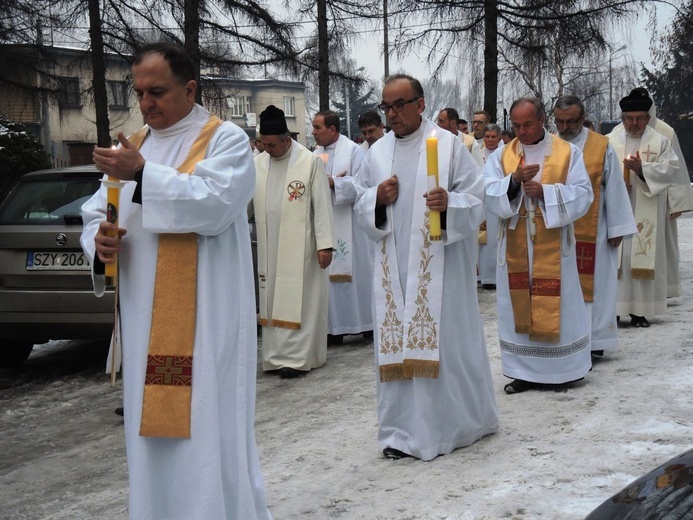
[80,105,271,520]
[566,128,637,351]
[315,135,373,335]
[478,146,503,284]
[607,125,678,317]
[484,133,594,384]
[355,119,498,461]
[254,140,334,371]
[612,108,693,297]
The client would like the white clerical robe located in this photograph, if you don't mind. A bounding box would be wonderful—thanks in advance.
[355,119,498,461]
[566,128,637,351]
[254,140,334,371]
[484,134,594,384]
[315,135,373,335]
[607,125,678,317]
[81,105,271,519]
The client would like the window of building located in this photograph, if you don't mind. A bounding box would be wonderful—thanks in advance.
[227,95,251,117]
[58,77,80,108]
[108,80,128,110]
[283,96,295,117]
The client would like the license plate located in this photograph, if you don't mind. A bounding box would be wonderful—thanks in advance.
[26,252,90,271]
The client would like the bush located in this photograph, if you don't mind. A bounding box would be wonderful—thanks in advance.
[0,116,52,202]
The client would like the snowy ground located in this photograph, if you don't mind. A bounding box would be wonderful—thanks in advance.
[2,215,692,520]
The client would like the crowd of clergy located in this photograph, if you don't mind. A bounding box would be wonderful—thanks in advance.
[80,41,688,517]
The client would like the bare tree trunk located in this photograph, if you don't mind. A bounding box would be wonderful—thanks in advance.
[317,0,329,111]
[184,0,202,104]
[87,0,111,148]
[483,0,498,122]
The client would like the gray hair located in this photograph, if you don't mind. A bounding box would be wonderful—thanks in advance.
[510,97,546,120]
[484,123,502,135]
[553,95,585,118]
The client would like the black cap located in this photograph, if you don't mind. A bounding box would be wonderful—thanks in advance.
[619,88,653,112]
[259,105,289,135]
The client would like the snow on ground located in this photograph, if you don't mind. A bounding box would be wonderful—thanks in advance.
[1,216,692,520]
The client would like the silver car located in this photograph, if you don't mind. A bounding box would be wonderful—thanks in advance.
[0,166,115,367]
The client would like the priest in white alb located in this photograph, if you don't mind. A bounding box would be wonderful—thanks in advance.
[607,89,679,327]
[312,110,373,344]
[553,95,636,355]
[81,43,271,519]
[355,74,498,461]
[484,97,594,394]
[253,105,334,378]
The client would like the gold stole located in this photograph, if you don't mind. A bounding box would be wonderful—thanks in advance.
[128,116,223,438]
[573,131,608,302]
[501,137,571,343]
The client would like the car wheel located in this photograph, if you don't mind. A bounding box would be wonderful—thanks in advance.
[0,341,34,368]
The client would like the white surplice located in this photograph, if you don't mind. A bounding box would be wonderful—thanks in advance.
[81,105,271,520]
[478,146,503,285]
[483,134,594,384]
[355,119,498,461]
[254,141,334,371]
[315,135,373,335]
[566,128,637,351]
[607,125,678,317]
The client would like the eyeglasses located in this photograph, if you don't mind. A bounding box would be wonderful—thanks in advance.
[554,117,582,126]
[623,115,649,123]
[378,97,421,114]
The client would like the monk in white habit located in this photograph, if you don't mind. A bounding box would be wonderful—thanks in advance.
[355,74,498,461]
[313,110,373,344]
[253,105,334,378]
[553,95,636,356]
[81,43,271,519]
[484,97,594,394]
[607,89,679,327]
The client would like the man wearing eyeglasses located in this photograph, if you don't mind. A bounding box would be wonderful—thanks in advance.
[609,88,693,302]
[553,95,636,357]
[471,110,491,145]
[606,89,679,328]
[358,110,385,152]
[312,110,373,345]
[353,74,498,461]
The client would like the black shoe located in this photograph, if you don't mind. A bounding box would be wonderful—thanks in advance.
[482,283,496,290]
[362,330,374,340]
[115,407,124,417]
[278,367,303,379]
[504,379,536,394]
[383,447,412,460]
[327,334,344,345]
[592,350,604,357]
[630,314,651,328]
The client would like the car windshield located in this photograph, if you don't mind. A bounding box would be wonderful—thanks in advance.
[0,178,100,225]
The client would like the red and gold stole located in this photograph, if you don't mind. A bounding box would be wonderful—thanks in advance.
[500,137,571,343]
[128,115,223,438]
[573,131,608,302]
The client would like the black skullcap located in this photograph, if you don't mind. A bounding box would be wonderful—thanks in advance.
[259,105,289,135]
[619,88,653,112]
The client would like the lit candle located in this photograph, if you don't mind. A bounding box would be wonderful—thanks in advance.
[426,136,441,241]
[103,146,124,286]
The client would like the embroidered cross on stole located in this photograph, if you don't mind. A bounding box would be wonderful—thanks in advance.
[501,137,571,343]
[128,115,223,438]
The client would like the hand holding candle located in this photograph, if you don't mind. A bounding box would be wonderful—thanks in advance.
[426,136,442,241]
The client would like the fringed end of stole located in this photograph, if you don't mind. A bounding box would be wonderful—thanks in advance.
[330,274,353,282]
[403,359,439,380]
[379,363,407,383]
[631,268,655,280]
[268,319,301,330]
[529,331,561,343]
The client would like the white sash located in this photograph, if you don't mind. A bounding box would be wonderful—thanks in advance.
[254,143,314,328]
[610,128,665,280]
[316,138,353,282]
[372,123,450,382]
